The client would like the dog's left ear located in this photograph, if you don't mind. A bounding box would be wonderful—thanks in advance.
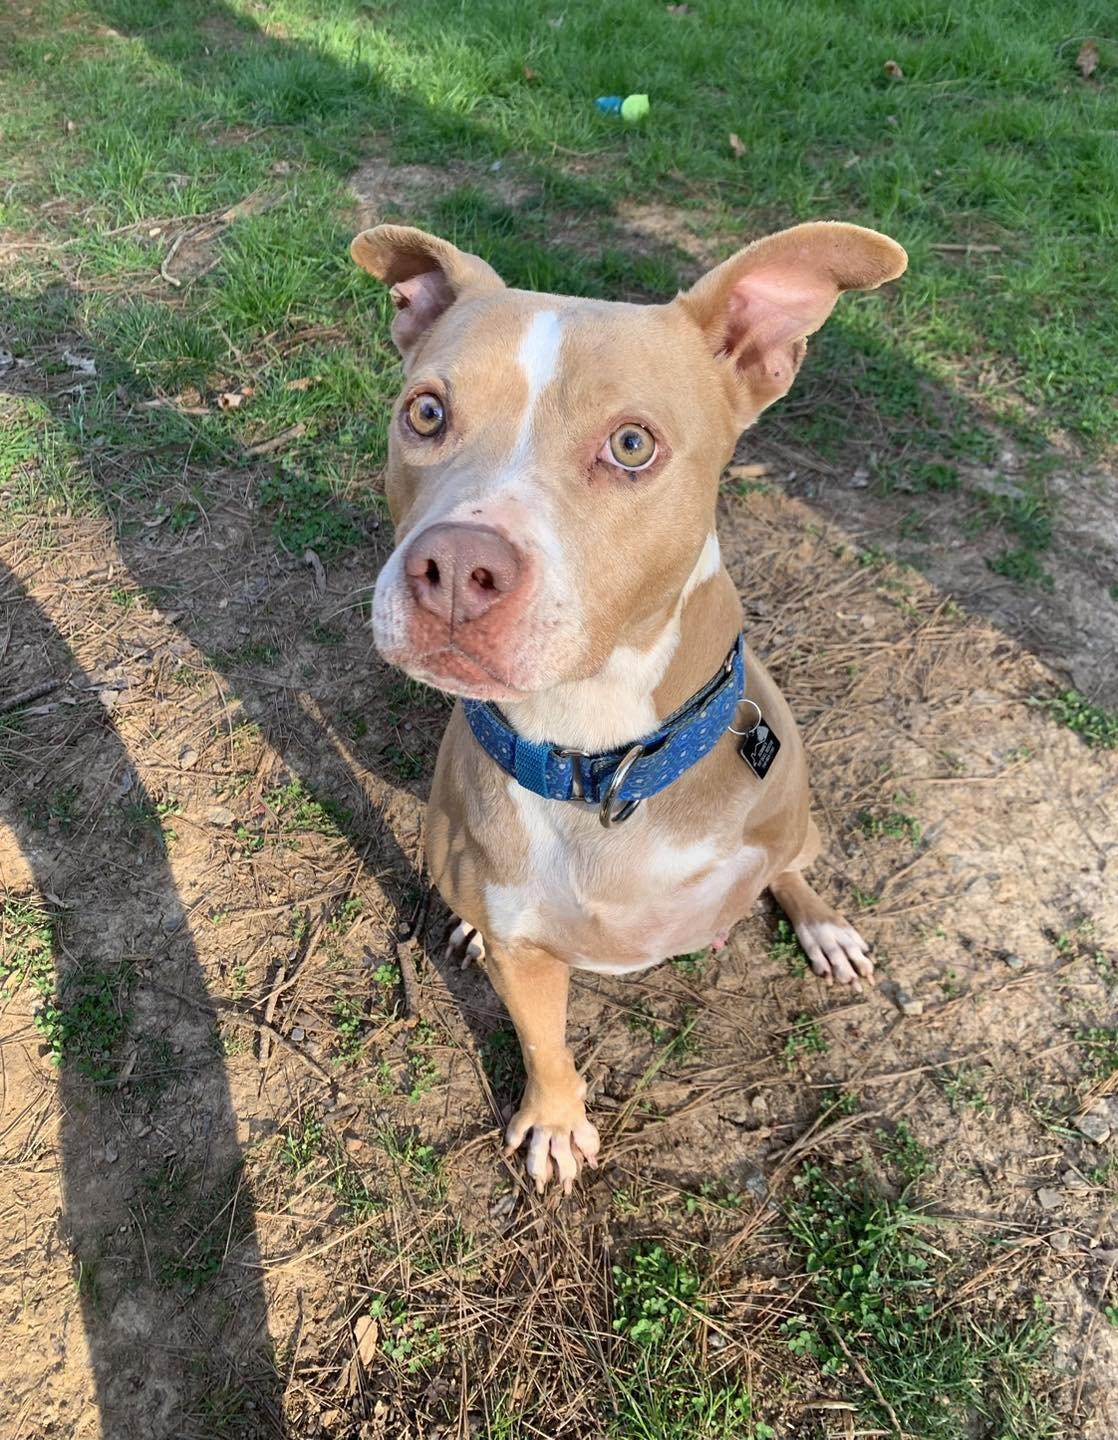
[351,225,505,358]
[677,222,906,414]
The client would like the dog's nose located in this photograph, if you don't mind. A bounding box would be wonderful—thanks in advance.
[403,523,523,626]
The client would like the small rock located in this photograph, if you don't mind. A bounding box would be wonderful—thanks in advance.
[160,913,181,935]
[177,744,198,769]
[343,1134,364,1154]
[750,1091,771,1118]
[62,349,97,375]
[104,1145,119,1164]
[290,1026,305,1042]
[742,1170,768,1203]
[1003,952,1025,972]
[894,988,924,1017]
[847,465,870,489]
[1076,1112,1112,1145]
[1047,1230,1073,1254]
[207,804,235,827]
[1062,1169,1089,1190]
[1036,1187,1062,1212]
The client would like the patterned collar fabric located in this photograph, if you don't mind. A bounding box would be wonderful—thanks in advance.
[462,633,745,808]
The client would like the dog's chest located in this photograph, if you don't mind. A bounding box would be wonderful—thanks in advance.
[482,781,764,971]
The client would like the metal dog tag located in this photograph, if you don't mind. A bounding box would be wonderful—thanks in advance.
[738,717,780,779]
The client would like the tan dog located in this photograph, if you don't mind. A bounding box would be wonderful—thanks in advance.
[352,220,906,1192]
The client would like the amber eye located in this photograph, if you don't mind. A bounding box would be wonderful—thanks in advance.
[607,423,657,470]
[407,392,446,437]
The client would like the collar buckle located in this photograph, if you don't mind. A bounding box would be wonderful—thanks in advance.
[555,746,590,801]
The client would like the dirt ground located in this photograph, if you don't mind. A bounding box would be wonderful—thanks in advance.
[2,390,1117,1440]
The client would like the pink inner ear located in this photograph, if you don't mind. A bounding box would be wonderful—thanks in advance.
[389,268,456,351]
[723,265,839,368]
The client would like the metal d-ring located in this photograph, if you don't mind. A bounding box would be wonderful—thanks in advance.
[599,743,645,828]
[728,698,763,737]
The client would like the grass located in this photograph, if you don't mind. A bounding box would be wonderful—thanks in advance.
[782,1013,829,1067]
[875,1119,931,1183]
[2,900,134,1081]
[1035,691,1118,749]
[783,1166,1061,1439]
[857,794,922,846]
[609,1244,773,1439]
[1077,1026,1118,1081]
[1,0,1115,606]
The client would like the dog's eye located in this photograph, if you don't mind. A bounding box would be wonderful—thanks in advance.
[605,423,657,471]
[407,393,446,437]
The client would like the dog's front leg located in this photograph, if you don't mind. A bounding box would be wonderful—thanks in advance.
[485,942,600,1195]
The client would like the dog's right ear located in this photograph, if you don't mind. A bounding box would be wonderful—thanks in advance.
[351,226,505,358]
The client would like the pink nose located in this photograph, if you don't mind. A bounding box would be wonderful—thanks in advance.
[403,523,523,626]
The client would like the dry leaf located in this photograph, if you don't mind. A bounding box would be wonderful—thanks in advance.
[522,65,539,81]
[728,132,746,158]
[724,461,769,480]
[883,59,904,80]
[218,391,245,411]
[1077,40,1099,79]
[666,3,694,13]
[354,1316,379,1370]
[285,375,322,391]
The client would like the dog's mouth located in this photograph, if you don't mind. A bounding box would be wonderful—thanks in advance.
[397,644,530,704]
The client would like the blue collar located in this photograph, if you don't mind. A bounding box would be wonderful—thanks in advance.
[463,633,745,827]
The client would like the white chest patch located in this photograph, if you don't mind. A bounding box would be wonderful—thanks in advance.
[484,780,763,972]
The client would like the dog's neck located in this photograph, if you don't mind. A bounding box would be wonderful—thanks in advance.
[500,532,743,753]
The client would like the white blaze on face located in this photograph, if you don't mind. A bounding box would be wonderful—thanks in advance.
[515,309,564,449]
[371,306,576,686]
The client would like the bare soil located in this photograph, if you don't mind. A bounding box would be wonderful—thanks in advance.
[2,422,1117,1439]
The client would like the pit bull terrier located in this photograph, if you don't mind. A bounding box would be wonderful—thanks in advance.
[352,218,907,1192]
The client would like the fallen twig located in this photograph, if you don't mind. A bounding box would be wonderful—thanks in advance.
[930,242,1002,253]
[159,231,187,288]
[244,422,307,457]
[0,677,66,714]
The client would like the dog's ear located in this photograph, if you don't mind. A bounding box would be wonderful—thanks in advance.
[677,222,906,413]
[351,225,505,357]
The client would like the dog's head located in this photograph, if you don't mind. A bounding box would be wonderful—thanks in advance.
[355,222,905,702]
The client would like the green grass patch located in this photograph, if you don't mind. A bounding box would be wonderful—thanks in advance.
[783,1166,1061,1438]
[265,777,350,836]
[0,897,55,1008]
[782,1013,828,1067]
[1077,1027,1118,1081]
[0,0,1115,596]
[481,1025,525,1102]
[609,1244,773,1438]
[39,959,135,1082]
[857,795,922,846]
[1035,691,1118,749]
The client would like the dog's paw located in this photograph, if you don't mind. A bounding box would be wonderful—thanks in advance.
[795,918,874,989]
[446,917,486,969]
[505,1101,600,1195]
